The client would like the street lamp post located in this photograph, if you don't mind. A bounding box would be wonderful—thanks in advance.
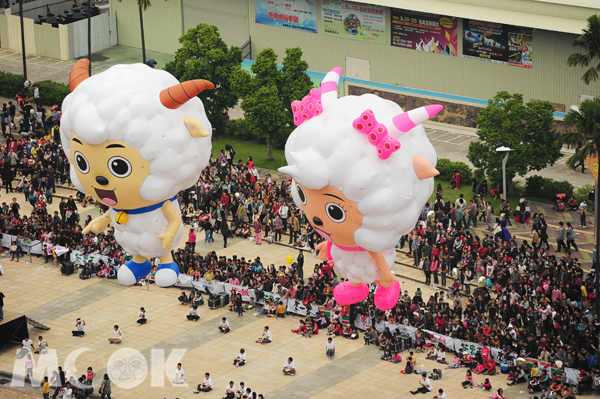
[18,0,27,82]
[495,146,514,200]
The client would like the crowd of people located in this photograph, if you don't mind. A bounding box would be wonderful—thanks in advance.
[1,96,597,398]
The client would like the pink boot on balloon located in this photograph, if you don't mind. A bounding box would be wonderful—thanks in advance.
[333,281,369,305]
[374,281,401,311]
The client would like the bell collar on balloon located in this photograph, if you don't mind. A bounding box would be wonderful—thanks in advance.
[113,195,177,215]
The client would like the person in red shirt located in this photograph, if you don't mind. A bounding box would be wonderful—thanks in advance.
[188,230,196,253]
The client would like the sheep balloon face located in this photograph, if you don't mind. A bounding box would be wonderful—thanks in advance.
[60,59,213,288]
[70,134,152,209]
[280,67,441,312]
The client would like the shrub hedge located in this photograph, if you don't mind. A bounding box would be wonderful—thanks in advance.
[436,158,473,183]
[525,175,574,200]
[0,71,70,107]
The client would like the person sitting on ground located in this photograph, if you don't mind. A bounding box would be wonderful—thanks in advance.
[34,335,48,354]
[483,358,497,375]
[283,357,296,376]
[390,352,402,364]
[529,376,542,393]
[219,317,230,333]
[178,291,189,305]
[276,301,286,318]
[233,349,246,367]
[171,363,185,385]
[106,266,117,279]
[292,320,306,335]
[429,368,442,380]
[432,388,447,399]
[327,319,341,336]
[426,346,437,360]
[507,366,526,386]
[224,381,236,399]
[326,337,335,360]
[462,369,474,389]
[303,319,314,338]
[341,324,352,338]
[461,352,474,369]
[72,318,85,337]
[436,348,447,364]
[137,307,147,326]
[193,372,213,393]
[490,388,505,399]
[402,351,416,374]
[256,326,272,344]
[410,372,433,394]
[483,378,492,391]
[187,305,200,321]
[108,325,122,344]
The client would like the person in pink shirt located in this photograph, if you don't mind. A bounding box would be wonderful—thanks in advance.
[188,230,196,253]
[253,217,263,245]
[552,287,561,303]
[229,275,239,286]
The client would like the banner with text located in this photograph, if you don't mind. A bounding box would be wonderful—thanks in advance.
[391,9,457,56]
[255,0,318,33]
[462,19,533,68]
[321,0,386,44]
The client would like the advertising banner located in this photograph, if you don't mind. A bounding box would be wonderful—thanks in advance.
[391,9,457,56]
[462,19,533,68]
[321,0,386,44]
[255,0,318,33]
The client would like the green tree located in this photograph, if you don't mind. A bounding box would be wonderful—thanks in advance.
[467,91,562,194]
[567,14,600,84]
[560,98,600,168]
[118,0,168,64]
[165,24,243,135]
[231,47,313,160]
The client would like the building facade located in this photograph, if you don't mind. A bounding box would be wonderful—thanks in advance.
[109,0,599,111]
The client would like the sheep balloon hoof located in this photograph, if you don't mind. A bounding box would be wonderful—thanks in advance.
[333,281,369,305]
[154,262,179,287]
[374,281,401,311]
[117,259,152,286]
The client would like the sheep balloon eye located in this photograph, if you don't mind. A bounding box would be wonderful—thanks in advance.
[74,151,89,174]
[296,185,307,205]
[325,202,346,223]
[108,156,132,178]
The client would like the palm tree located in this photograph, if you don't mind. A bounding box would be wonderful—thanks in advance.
[118,0,160,64]
[560,97,600,314]
[566,14,600,85]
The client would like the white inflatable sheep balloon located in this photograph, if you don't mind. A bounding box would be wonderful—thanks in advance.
[279,67,441,311]
[60,59,213,287]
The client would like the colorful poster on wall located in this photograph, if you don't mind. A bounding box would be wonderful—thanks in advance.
[462,19,533,68]
[321,0,387,44]
[390,9,457,56]
[255,0,318,33]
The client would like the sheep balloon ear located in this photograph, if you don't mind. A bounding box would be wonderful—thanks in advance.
[413,155,439,180]
[183,115,210,138]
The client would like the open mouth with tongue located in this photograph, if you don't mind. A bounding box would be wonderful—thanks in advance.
[94,188,118,206]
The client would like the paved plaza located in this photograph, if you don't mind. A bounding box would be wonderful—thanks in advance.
[0,196,536,399]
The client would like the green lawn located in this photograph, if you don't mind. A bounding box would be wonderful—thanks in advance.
[211,136,288,171]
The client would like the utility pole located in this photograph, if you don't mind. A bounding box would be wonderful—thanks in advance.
[18,0,27,82]
[87,0,92,76]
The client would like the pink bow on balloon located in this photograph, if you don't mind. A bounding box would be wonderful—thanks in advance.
[292,88,323,126]
[353,109,401,160]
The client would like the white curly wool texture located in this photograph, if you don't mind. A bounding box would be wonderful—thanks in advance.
[284,93,437,253]
[59,63,212,202]
[109,205,184,258]
[332,246,397,284]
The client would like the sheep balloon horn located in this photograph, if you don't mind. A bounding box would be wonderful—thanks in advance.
[60,62,214,287]
[280,67,440,311]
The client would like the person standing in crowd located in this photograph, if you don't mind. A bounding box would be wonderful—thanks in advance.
[296,249,304,281]
[221,217,230,248]
[580,199,588,229]
[0,291,4,322]
[99,374,111,399]
[50,367,66,399]
[188,229,196,253]
[566,222,578,251]
[279,201,289,234]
